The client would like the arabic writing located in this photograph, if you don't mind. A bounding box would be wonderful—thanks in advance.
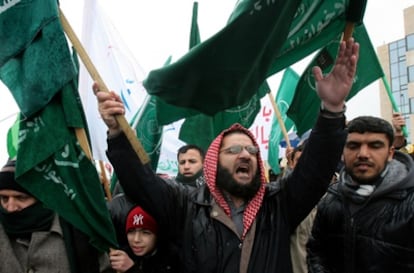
[0,0,21,13]
[249,104,273,154]
[18,117,45,144]
[35,155,78,200]
[250,0,277,15]
[286,1,346,53]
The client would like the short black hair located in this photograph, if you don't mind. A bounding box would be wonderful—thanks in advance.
[347,116,394,146]
[177,145,205,160]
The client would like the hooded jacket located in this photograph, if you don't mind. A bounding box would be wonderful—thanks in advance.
[107,115,346,273]
[307,151,414,273]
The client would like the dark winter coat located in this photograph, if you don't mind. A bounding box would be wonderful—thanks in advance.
[307,151,414,273]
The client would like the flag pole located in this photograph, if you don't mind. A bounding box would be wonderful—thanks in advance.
[268,93,292,149]
[343,0,367,41]
[58,8,150,165]
[381,75,408,137]
[343,22,355,41]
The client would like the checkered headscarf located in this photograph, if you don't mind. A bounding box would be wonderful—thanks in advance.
[203,123,266,239]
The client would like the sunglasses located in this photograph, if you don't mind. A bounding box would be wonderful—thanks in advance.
[220,145,259,155]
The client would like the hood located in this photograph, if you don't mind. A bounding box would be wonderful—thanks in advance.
[203,123,266,239]
[372,150,414,197]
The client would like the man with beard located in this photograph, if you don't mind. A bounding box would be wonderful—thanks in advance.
[307,116,414,273]
[94,38,359,273]
[175,144,205,188]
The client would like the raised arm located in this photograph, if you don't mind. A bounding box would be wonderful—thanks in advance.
[92,83,188,241]
[283,38,359,228]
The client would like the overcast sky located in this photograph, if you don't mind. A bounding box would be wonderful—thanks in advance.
[1,0,414,164]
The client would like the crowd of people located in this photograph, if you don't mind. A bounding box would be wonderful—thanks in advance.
[2,37,414,273]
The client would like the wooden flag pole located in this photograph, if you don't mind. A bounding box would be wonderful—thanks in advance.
[343,21,356,41]
[59,8,150,165]
[267,93,292,149]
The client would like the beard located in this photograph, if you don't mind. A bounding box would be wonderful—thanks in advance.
[345,159,389,185]
[215,164,261,200]
[346,169,381,185]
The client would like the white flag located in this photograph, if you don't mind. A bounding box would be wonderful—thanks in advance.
[79,0,147,162]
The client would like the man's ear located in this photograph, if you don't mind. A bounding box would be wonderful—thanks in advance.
[388,146,395,161]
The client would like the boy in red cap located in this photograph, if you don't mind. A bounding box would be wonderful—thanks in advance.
[109,205,175,272]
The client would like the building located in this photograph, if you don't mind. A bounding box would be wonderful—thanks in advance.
[378,5,414,144]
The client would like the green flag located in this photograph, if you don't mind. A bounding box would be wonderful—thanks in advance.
[179,1,269,150]
[0,0,76,118]
[144,0,356,116]
[287,24,384,136]
[268,68,299,174]
[130,95,163,171]
[0,0,117,251]
[179,85,269,151]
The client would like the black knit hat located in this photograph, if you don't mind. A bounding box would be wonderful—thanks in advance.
[0,159,31,195]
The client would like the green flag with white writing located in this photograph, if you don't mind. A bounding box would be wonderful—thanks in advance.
[144,0,353,116]
[268,68,299,174]
[0,0,117,251]
[287,24,384,136]
[15,82,118,251]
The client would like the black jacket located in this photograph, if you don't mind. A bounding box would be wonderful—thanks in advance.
[107,115,346,273]
[307,151,414,273]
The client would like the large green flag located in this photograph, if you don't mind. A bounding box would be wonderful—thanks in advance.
[268,68,299,174]
[287,24,384,136]
[144,0,356,116]
[179,1,269,150]
[0,0,117,251]
[16,82,118,251]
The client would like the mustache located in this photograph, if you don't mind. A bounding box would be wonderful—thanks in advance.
[353,160,374,167]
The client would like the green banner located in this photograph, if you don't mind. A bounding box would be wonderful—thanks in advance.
[287,24,384,136]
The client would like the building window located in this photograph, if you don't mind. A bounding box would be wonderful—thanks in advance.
[392,78,400,91]
[390,41,398,51]
[409,66,414,83]
[389,49,398,64]
[399,61,407,76]
[407,34,414,50]
[410,98,414,114]
[391,63,399,76]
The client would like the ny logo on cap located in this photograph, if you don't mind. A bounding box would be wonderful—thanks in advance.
[133,214,144,226]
